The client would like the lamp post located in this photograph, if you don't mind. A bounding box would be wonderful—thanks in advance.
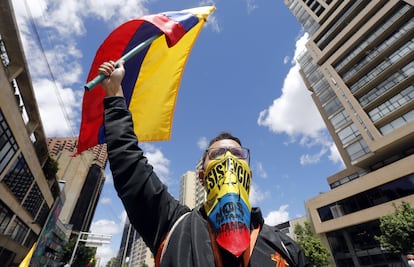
[68,231,112,266]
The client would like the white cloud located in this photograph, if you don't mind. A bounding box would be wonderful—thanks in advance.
[142,143,171,185]
[90,219,122,236]
[328,142,344,166]
[100,197,112,205]
[11,0,149,138]
[90,210,126,266]
[246,0,258,14]
[249,183,270,206]
[197,136,208,150]
[32,79,78,137]
[253,161,268,178]
[95,245,117,267]
[264,205,290,226]
[257,33,342,166]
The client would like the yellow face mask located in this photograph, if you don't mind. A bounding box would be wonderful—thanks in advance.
[203,152,252,257]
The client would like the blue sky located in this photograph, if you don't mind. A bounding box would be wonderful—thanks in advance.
[12,0,345,265]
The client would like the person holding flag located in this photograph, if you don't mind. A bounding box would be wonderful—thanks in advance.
[98,60,310,267]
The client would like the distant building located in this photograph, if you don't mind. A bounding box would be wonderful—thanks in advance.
[130,232,154,267]
[0,0,60,265]
[117,217,135,267]
[275,216,307,241]
[179,170,205,209]
[47,137,107,232]
[285,0,414,266]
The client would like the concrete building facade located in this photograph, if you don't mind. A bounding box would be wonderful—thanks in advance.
[179,170,205,209]
[285,0,414,266]
[47,137,107,233]
[0,0,60,265]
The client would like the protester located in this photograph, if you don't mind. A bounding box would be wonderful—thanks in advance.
[407,253,414,267]
[99,60,310,266]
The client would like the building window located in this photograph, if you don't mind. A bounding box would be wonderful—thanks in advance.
[35,201,50,227]
[6,217,29,244]
[345,138,370,161]
[323,97,342,117]
[22,183,44,218]
[368,85,414,122]
[334,3,412,75]
[337,123,360,146]
[2,154,34,203]
[318,173,414,222]
[329,109,351,130]
[0,201,13,234]
[0,110,19,175]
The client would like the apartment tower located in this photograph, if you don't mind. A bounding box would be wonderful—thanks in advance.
[47,137,107,233]
[179,170,205,209]
[285,0,414,266]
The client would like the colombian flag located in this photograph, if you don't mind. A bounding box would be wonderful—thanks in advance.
[77,6,215,154]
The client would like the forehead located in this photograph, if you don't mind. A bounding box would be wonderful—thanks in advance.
[209,139,240,149]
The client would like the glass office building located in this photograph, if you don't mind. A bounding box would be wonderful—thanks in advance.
[285,0,414,266]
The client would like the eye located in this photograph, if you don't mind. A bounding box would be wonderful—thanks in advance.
[229,148,244,158]
[209,147,226,159]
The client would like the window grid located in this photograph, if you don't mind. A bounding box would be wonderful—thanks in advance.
[5,216,29,244]
[316,1,362,49]
[335,4,412,73]
[368,85,414,122]
[380,109,414,135]
[0,110,19,176]
[0,201,13,234]
[22,183,44,218]
[3,154,34,202]
[349,38,414,93]
[338,123,361,146]
[345,138,371,161]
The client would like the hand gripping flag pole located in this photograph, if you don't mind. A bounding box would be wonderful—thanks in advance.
[77,6,216,154]
[84,33,162,91]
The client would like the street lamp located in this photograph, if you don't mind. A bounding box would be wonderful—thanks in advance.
[68,231,112,266]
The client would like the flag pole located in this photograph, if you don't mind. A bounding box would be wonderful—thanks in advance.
[84,33,162,91]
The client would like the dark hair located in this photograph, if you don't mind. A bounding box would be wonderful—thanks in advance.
[207,131,242,147]
[200,131,242,169]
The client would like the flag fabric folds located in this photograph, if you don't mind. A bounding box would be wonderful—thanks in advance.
[77,6,215,154]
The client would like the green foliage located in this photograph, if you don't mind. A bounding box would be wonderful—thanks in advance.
[43,157,59,180]
[375,201,414,254]
[294,221,331,267]
[59,236,96,266]
[106,256,119,267]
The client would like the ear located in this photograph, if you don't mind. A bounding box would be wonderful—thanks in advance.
[197,169,205,186]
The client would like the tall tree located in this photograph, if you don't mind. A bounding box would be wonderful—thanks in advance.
[375,201,414,254]
[294,221,331,267]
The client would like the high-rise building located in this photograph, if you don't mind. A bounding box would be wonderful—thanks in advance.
[117,217,135,267]
[0,0,61,265]
[129,231,154,267]
[179,170,205,209]
[285,0,414,266]
[47,137,107,232]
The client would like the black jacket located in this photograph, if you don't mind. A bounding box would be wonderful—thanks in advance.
[104,96,311,266]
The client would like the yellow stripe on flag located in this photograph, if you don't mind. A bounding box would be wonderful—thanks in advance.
[19,242,36,267]
[129,20,205,141]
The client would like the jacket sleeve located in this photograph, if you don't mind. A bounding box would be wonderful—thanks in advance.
[103,96,190,254]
